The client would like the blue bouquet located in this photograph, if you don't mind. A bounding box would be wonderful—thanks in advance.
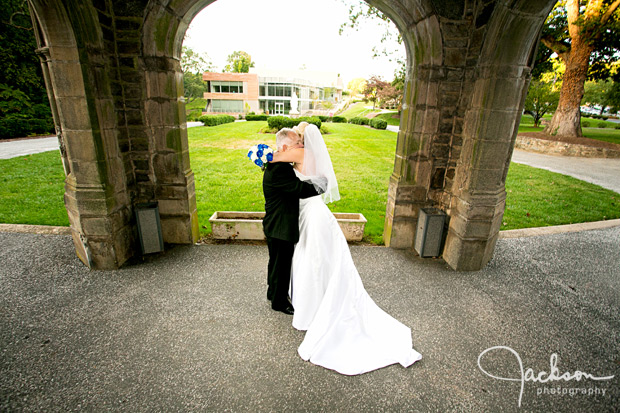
[247,144,274,171]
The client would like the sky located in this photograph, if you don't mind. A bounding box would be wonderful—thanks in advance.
[182,0,404,87]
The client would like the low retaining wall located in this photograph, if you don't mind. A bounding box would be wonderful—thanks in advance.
[515,135,620,158]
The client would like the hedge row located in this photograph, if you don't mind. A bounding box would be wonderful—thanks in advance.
[198,114,236,126]
[348,116,387,130]
[581,112,610,120]
[0,116,55,140]
[245,114,269,121]
[267,116,322,131]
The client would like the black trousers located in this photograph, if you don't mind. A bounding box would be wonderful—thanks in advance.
[266,237,295,310]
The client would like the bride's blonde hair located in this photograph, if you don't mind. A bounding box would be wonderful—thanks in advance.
[293,121,310,144]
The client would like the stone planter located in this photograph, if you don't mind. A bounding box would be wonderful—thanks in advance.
[209,211,367,242]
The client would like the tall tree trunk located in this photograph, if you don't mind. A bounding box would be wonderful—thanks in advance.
[544,41,592,137]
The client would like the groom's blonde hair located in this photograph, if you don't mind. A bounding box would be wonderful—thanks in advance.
[275,128,298,150]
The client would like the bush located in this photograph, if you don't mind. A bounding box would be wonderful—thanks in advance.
[597,122,607,128]
[369,118,388,130]
[198,114,235,126]
[318,115,329,122]
[581,121,591,127]
[331,116,347,123]
[602,116,609,121]
[267,116,322,131]
[0,115,54,139]
[349,116,369,125]
[580,112,591,118]
[245,114,269,121]
[615,124,620,129]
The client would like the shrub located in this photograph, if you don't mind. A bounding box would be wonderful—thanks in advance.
[331,116,347,123]
[267,116,322,131]
[349,116,369,125]
[198,114,235,126]
[597,122,607,128]
[369,118,388,130]
[602,116,609,121]
[581,121,591,127]
[318,115,329,122]
[580,112,591,118]
[0,115,54,139]
[245,114,269,121]
[615,124,620,129]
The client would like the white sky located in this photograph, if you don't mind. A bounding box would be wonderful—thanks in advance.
[182,0,404,86]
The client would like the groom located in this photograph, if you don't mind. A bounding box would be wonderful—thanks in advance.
[263,128,320,315]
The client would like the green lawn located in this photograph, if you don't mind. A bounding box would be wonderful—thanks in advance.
[1,122,618,243]
[518,113,620,144]
[373,112,401,126]
[339,102,381,119]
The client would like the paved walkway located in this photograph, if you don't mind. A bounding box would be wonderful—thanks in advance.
[0,122,205,160]
[1,229,618,411]
[0,136,59,159]
[511,149,620,194]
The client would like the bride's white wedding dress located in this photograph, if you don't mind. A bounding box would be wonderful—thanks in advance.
[287,125,422,375]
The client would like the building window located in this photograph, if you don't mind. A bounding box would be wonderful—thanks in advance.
[261,83,292,97]
[211,81,244,94]
[211,100,244,112]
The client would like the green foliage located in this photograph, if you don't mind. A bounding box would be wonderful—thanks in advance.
[245,114,269,121]
[615,124,620,129]
[524,81,559,127]
[331,116,347,123]
[318,115,329,122]
[223,51,255,73]
[181,46,213,74]
[369,118,387,130]
[0,1,54,139]
[198,114,235,126]
[582,120,591,127]
[598,122,608,128]
[349,116,369,125]
[267,116,321,131]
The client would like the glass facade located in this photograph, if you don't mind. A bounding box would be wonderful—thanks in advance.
[211,100,244,113]
[210,81,244,93]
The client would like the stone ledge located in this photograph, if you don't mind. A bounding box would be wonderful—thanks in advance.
[499,219,620,239]
[0,223,72,235]
[515,135,620,158]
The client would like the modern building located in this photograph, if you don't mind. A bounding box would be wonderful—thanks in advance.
[202,69,343,116]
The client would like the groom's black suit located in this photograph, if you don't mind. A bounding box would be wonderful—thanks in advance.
[263,162,319,311]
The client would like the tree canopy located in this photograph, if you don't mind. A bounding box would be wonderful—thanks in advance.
[0,0,54,139]
[223,51,255,73]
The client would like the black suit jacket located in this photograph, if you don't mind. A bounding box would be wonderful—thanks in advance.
[262,162,319,243]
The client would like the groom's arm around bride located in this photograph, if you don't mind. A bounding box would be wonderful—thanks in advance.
[263,161,319,314]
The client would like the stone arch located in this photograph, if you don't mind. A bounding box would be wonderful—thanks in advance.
[27,0,556,270]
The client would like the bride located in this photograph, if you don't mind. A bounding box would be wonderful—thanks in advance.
[270,122,422,375]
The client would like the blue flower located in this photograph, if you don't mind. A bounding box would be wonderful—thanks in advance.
[266,152,273,162]
[257,150,263,158]
[258,144,267,150]
[247,150,253,158]
[255,159,263,167]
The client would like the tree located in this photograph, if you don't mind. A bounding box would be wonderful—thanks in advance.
[347,77,367,96]
[180,46,213,103]
[339,1,405,96]
[364,76,392,109]
[181,46,213,74]
[524,81,560,127]
[223,51,255,73]
[541,0,620,137]
[583,79,620,113]
[0,0,53,138]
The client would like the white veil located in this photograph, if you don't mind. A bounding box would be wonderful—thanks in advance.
[301,124,340,204]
